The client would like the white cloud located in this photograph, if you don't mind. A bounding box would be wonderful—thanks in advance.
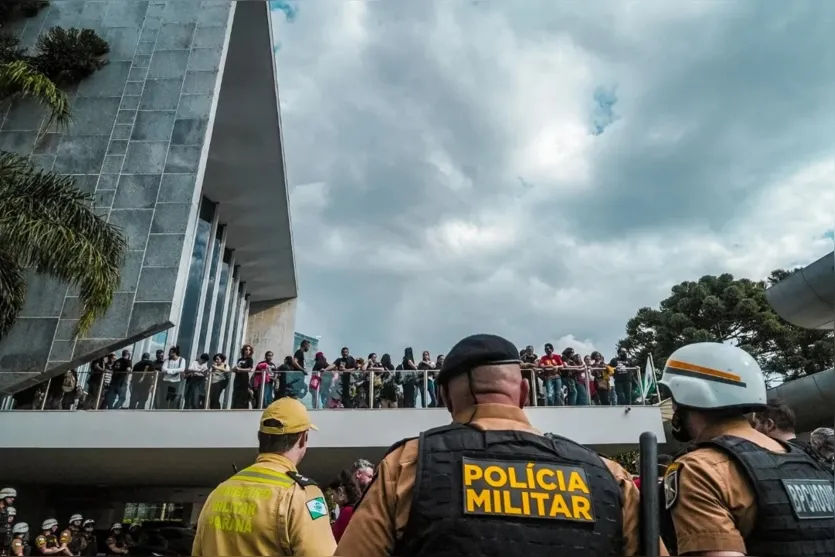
[277,2,835,361]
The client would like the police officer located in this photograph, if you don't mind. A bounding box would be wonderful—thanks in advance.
[9,523,29,557]
[79,521,96,557]
[659,342,834,556]
[2,507,16,556]
[104,524,127,556]
[33,519,68,556]
[124,522,140,549]
[58,516,83,556]
[0,489,16,534]
[192,397,336,556]
[336,333,664,557]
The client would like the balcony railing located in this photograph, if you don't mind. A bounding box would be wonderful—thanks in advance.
[2,366,655,412]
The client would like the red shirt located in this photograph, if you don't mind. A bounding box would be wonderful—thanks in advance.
[332,505,354,542]
[539,354,563,368]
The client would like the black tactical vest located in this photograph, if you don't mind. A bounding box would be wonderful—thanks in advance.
[394,424,623,557]
[698,435,834,557]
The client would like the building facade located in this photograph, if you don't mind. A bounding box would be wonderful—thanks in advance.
[0,0,297,395]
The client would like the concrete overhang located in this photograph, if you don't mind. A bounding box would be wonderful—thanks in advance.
[203,1,296,302]
[0,406,664,486]
[765,252,834,330]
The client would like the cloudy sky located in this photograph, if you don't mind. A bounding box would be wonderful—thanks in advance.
[269,1,834,361]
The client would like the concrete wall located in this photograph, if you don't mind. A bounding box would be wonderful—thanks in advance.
[246,297,297,360]
[0,0,234,390]
[0,405,665,450]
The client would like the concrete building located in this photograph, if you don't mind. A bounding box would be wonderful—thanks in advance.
[0,0,297,396]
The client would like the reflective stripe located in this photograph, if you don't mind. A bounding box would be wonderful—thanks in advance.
[232,470,293,487]
[248,466,293,481]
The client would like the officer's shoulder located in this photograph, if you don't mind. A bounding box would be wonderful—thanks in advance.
[383,436,418,461]
[286,470,318,488]
[678,444,731,467]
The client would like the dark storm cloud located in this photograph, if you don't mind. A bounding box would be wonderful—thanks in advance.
[275,1,834,357]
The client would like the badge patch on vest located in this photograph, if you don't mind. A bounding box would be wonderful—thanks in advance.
[663,463,680,510]
[306,496,328,520]
[781,479,835,520]
[460,457,595,522]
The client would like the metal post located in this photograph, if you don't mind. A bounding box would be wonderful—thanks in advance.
[531,370,538,407]
[584,365,591,406]
[368,369,375,409]
[639,431,660,557]
[148,369,160,410]
[422,370,428,408]
[95,373,106,410]
[40,377,52,410]
[258,372,266,410]
[204,372,212,410]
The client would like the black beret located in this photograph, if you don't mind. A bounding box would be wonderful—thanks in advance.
[436,334,521,385]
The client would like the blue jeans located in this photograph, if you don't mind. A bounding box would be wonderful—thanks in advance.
[544,377,563,406]
[565,378,577,406]
[427,379,436,407]
[106,383,127,409]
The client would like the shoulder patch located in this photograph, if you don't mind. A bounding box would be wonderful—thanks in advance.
[305,496,328,520]
[287,470,317,488]
[664,462,681,510]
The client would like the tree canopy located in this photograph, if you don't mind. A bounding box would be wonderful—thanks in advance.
[617,271,834,384]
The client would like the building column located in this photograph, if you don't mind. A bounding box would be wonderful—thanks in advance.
[245,298,297,360]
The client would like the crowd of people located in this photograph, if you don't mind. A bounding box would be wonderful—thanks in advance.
[20,341,649,412]
[0,490,137,556]
[187,337,835,557]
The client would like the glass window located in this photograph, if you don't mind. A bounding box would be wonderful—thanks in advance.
[222,267,240,357]
[209,250,232,353]
[197,226,224,356]
[228,284,244,357]
[177,200,215,361]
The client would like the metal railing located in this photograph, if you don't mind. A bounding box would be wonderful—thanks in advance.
[2,366,653,412]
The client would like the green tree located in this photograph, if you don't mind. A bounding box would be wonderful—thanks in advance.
[0,16,123,341]
[617,272,834,385]
[0,152,127,339]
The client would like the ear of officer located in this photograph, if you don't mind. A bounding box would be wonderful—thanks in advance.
[659,342,834,557]
[336,333,664,557]
[192,398,336,557]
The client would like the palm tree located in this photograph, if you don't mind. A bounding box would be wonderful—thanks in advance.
[0,152,127,340]
[0,59,71,132]
[0,59,124,341]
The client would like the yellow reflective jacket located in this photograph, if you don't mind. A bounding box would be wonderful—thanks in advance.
[193,453,337,556]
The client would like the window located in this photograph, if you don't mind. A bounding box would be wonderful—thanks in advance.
[222,267,240,356]
[197,226,224,355]
[177,199,215,361]
[209,250,232,353]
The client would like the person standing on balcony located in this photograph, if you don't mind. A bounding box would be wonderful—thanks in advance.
[184,354,210,409]
[336,333,658,557]
[538,343,563,406]
[609,348,634,406]
[192,398,336,556]
[232,345,255,409]
[129,353,155,410]
[157,347,186,409]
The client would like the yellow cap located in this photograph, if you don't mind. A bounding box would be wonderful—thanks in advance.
[259,398,318,435]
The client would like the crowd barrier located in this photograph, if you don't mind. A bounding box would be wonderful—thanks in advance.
[2,366,653,412]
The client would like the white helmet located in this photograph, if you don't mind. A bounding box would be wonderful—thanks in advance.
[69,514,83,524]
[0,487,16,498]
[659,342,767,411]
[42,518,58,530]
[13,522,28,535]
[6,506,15,517]
[83,519,95,528]
[111,522,122,530]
